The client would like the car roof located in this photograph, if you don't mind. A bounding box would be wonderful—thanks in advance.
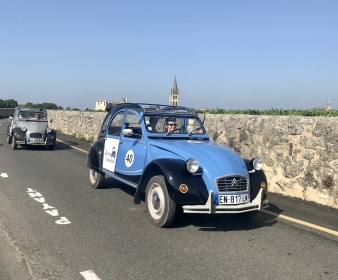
[106,103,198,117]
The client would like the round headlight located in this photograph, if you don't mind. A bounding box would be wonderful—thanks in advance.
[21,127,27,131]
[252,157,264,170]
[186,158,199,173]
[46,127,52,133]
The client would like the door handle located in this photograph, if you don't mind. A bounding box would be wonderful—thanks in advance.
[104,137,107,140]
[119,140,123,144]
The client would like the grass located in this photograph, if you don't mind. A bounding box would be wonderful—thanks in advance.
[71,132,94,144]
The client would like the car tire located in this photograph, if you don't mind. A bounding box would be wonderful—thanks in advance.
[49,143,55,150]
[89,168,105,189]
[145,175,176,227]
[236,210,258,219]
[11,135,17,150]
[7,134,12,144]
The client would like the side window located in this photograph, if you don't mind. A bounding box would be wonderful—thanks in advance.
[107,111,124,136]
[100,113,112,134]
[124,110,142,138]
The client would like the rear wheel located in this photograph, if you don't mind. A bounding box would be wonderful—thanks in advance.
[11,135,17,150]
[89,168,105,189]
[145,175,176,227]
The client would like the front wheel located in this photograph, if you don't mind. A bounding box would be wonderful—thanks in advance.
[89,168,105,189]
[7,134,12,144]
[145,175,176,227]
[11,135,17,150]
[49,143,55,150]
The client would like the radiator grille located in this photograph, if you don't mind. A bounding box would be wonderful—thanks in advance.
[30,133,42,138]
[216,175,248,192]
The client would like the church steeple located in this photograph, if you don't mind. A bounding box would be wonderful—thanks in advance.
[169,76,179,106]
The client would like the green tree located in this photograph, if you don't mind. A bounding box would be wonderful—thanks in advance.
[65,106,71,110]
[4,99,18,108]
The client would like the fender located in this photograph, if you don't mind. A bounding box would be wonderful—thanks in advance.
[244,159,268,201]
[12,127,26,141]
[46,129,56,143]
[87,139,104,172]
[134,158,209,206]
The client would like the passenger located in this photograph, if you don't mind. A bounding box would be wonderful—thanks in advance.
[165,117,177,133]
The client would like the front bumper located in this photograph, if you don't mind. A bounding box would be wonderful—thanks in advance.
[182,188,269,214]
[15,139,55,146]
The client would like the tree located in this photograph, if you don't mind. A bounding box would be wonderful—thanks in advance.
[4,99,18,108]
[65,107,71,110]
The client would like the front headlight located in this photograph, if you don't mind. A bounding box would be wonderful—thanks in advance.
[21,127,27,131]
[186,158,199,173]
[252,157,264,170]
[46,127,52,133]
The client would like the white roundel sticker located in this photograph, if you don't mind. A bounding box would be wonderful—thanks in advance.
[125,150,134,167]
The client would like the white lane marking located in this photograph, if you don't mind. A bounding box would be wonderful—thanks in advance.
[0,173,8,178]
[80,270,101,280]
[26,188,71,224]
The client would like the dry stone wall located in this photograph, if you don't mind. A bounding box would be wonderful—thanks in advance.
[47,110,338,209]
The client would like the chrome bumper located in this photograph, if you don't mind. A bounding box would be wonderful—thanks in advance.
[182,188,269,214]
[15,140,54,146]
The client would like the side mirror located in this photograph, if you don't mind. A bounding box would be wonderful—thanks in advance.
[50,118,53,123]
[9,116,13,121]
[122,128,134,137]
[213,131,219,142]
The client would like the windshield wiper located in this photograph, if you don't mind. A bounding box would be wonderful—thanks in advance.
[187,127,202,136]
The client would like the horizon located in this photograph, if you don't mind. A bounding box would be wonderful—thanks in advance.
[1,1,337,110]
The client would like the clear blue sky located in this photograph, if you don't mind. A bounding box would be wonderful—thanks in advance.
[1,0,337,110]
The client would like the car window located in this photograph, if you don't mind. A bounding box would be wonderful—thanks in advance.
[145,116,204,135]
[124,110,142,137]
[107,111,124,136]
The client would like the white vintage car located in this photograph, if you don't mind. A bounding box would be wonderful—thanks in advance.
[7,107,56,150]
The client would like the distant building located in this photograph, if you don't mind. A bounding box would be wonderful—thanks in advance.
[326,99,333,110]
[169,76,179,106]
[95,98,128,110]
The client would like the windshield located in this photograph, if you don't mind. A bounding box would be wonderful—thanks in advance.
[18,110,47,121]
[144,115,205,135]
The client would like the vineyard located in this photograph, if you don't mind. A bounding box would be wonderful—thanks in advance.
[195,108,338,117]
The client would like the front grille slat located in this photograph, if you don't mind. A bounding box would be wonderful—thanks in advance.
[216,175,248,192]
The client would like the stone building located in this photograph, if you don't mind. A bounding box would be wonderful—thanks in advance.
[95,98,128,110]
[169,76,179,106]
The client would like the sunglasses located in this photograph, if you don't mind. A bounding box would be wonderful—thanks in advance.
[167,123,177,127]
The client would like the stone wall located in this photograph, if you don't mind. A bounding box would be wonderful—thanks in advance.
[47,110,338,209]
[0,108,15,118]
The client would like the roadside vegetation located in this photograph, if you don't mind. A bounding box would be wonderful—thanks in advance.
[195,108,338,117]
[3,99,338,116]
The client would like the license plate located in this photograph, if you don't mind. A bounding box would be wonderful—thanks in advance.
[218,194,249,204]
[28,138,44,143]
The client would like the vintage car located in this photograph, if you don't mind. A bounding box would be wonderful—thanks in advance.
[7,107,56,150]
[87,103,269,227]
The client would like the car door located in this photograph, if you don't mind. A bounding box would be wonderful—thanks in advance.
[102,110,124,174]
[114,108,147,185]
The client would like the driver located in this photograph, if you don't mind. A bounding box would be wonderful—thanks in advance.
[165,117,177,133]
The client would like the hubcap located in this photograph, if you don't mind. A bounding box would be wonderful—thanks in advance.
[152,192,161,211]
[148,184,165,219]
[89,169,97,184]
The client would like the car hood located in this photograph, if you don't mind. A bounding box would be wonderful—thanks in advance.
[149,139,249,180]
[15,121,48,133]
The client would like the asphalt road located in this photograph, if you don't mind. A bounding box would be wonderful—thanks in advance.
[0,118,338,280]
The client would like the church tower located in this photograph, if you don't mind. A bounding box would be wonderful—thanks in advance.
[326,99,332,110]
[169,76,179,106]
